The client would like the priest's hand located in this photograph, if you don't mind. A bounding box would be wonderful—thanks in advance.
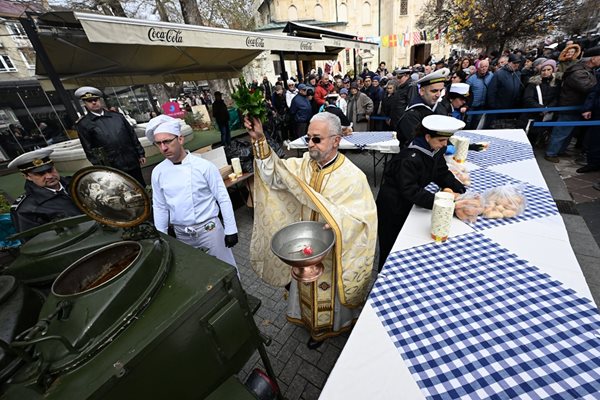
[225,233,238,248]
[244,116,265,141]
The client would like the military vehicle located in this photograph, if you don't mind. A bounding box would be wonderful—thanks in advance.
[0,167,280,399]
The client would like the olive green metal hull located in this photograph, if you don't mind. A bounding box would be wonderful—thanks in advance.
[2,234,263,399]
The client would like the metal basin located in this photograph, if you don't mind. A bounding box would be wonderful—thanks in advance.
[271,221,335,282]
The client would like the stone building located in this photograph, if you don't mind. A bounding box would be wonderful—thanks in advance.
[254,0,451,75]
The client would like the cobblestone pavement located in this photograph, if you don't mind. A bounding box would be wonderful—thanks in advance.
[232,149,381,400]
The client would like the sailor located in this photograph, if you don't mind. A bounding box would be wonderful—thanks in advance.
[397,67,450,147]
[8,149,82,233]
[376,115,466,270]
[146,115,238,267]
[436,82,470,120]
[75,86,147,186]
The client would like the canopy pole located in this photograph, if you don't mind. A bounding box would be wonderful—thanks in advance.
[129,86,143,115]
[278,52,288,83]
[41,89,69,137]
[295,52,303,82]
[145,85,160,114]
[16,91,49,146]
[20,14,79,127]
[7,125,25,154]
[353,49,358,80]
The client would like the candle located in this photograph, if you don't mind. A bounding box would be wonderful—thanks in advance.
[231,157,242,176]
[453,136,469,164]
[431,192,455,242]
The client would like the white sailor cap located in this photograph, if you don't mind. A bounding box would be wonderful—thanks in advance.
[422,115,465,137]
[416,67,450,86]
[7,148,55,173]
[74,86,103,100]
[394,68,412,75]
[449,83,470,98]
[145,115,181,143]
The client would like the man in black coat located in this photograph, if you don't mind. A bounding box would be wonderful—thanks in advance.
[8,149,82,233]
[75,86,146,186]
[485,54,523,127]
[212,91,231,146]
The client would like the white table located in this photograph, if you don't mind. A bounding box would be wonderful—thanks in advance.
[320,129,598,400]
[289,131,399,186]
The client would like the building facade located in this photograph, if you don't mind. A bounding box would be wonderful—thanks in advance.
[254,0,451,74]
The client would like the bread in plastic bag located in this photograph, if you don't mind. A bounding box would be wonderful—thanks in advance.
[445,157,471,186]
[481,185,527,219]
[454,191,484,223]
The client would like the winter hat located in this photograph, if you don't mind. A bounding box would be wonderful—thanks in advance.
[532,57,548,69]
[539,59,557,72]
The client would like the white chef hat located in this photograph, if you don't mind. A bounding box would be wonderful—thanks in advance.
[145,115,181,142]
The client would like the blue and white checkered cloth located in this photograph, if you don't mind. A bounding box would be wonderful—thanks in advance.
[426,169,558,230]
[454,131,534,167]
[372,232,600,400]
[345,132,395,149]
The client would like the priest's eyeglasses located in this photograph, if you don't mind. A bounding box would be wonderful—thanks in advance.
[154,137,178,146]
[304,135,335,144]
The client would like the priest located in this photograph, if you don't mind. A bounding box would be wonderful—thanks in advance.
[245,112,377,349]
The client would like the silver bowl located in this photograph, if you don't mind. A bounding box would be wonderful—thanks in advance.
[271,221,335,282]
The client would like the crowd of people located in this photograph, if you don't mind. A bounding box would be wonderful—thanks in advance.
[256,39,600,176]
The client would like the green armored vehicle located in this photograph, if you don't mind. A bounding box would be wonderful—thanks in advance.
[0,167,279,400]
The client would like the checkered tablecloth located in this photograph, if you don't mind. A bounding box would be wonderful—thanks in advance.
[426,168,558,230]
[454,131,534,167]
[372,232,600,400]
[344,132,395,149]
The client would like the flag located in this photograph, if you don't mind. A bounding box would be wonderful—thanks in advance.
[421,30,427,41]
[381,35,389,47]
[413,31,421,44]
[403,32,410,46]
[389,34,398,47]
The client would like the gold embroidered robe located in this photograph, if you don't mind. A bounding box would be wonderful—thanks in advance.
[250,139,377,339]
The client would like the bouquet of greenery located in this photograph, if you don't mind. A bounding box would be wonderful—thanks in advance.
[231,76,268,124]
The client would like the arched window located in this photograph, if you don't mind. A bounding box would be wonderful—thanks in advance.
[288,5,298,21]
[314,4,323,20]
[339,3,348,22]
[361,2,371,25]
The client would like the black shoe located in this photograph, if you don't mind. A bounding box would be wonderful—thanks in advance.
[307,337,323,350]
[576,165,600,173]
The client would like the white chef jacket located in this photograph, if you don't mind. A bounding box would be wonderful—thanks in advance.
[151,152,237,235]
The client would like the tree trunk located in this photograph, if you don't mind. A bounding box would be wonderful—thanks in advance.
[179,0,203,25]
[156,0,170,22]
[107,0,127,17]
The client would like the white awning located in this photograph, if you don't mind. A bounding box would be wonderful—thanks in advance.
[33,11,325,87]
